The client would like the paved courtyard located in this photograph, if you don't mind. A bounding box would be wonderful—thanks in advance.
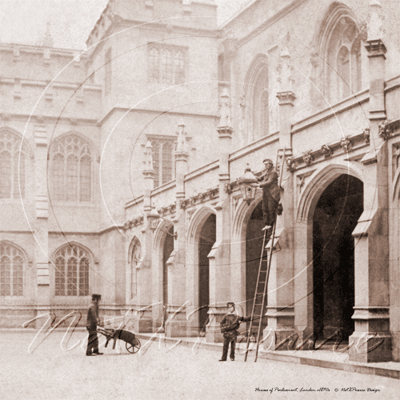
[0,330,399,400]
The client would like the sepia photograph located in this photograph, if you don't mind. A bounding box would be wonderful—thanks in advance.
[1,0,400,398]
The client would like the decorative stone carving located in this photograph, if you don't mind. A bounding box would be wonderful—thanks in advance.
[302,151,314,167]
[321,144,333,158]
[368,0,383,41]
[224,182,233,194]
[218,88,232,128]
[378,120,392,140]
[176,119,188,153]
[363,127,371,144]
[340,136,352,152]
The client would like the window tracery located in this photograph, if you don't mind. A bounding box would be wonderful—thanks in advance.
[150,139,175,188]
[50,135,93,202]
[148,44,187,85]
[0,242,24,296]
[54,244,90,296]
[0,131,26,200]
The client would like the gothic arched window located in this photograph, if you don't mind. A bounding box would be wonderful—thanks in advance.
[54,244,90,296]
[130,238,141,298]
[246,56,269,142]
[326,16,362,102]
[0,130,26,200]
[0,242,24,296]
[50,135,93,202]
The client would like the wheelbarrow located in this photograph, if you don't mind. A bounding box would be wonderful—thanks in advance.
[97,327,141,354]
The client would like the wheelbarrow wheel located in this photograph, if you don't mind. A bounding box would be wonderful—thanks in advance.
[126,338,141,354]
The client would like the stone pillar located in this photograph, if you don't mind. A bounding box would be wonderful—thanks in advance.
[349,1,392,362]
[166,120,189,337]
[206,89,233,343]
[34,119,50,323]
[263,48,296,349]
[136,141,155,333]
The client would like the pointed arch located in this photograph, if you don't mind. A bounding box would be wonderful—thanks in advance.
[52,242,94,297]
[0,241,28,297]
[0,127,31,200]
[49,132,97,203]
[128,236,142,299]
[244,54,269,142]
[296,163,364,223]
[313,2,363,103]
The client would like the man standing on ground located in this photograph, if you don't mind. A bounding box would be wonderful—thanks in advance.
[86,293,103,356]
[219,302,251,361]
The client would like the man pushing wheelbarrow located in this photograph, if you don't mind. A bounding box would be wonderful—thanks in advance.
[97,326,141,354]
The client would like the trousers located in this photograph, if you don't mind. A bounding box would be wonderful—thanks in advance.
[221,336,237,360]
[86,326,99,355]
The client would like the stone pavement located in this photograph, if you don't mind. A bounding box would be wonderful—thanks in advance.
[1,329,400,400]
[136,333,400,380]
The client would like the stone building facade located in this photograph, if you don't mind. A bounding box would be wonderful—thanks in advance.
[1,0,400,363]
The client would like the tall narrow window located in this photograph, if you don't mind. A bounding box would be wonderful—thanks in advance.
[105,48,112,95]
[149,47,160,83]
[150,139,175,188]
[0,131,27,199]
[50,135,93,203]
[0,242,25,296]
[162,49,173,85]
[325,16,361,102]
[54,244,90,297]
[174,51,185,85]
[251,66,269,140]
[130,239,141,298]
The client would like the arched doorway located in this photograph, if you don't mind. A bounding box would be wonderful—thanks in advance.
[246,201,266,330]
[162,226,174,327]
[198,214,216,332]
[313,174,363,341]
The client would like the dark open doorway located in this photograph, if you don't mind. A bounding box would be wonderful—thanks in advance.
[198,214,216,333]
[313,174,363,341]
[162,226,174,328]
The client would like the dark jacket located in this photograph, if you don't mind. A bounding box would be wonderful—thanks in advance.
[259,168,280,203]
[220,313,251,339]
[87,302,99,329]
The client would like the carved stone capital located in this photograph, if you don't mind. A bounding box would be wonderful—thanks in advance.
[276,91,296,105]
[365,39,387,57]
[224,182,233,194]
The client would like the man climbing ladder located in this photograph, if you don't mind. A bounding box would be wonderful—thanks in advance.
[244,150,286,362]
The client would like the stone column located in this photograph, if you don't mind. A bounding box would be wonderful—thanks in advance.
[349,1,392,362]
[166,120,189,337]
[34,119,50,324]
[263,48,296,349]
[206,89,233,343]
[136,141,155,333]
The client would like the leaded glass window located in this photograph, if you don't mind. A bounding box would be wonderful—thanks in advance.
[0,243,24,296]
[50,135,92,203]
[54,245,90,296]
[148,44,187,85]
[0,131,26,200]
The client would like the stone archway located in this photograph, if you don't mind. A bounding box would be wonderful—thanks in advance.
[186,206,216,336]
[312,174,363,341]
[294,163,364,343]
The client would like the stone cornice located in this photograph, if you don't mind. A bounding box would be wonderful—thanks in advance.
[179,188,218,209]
[285,128,371,172]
